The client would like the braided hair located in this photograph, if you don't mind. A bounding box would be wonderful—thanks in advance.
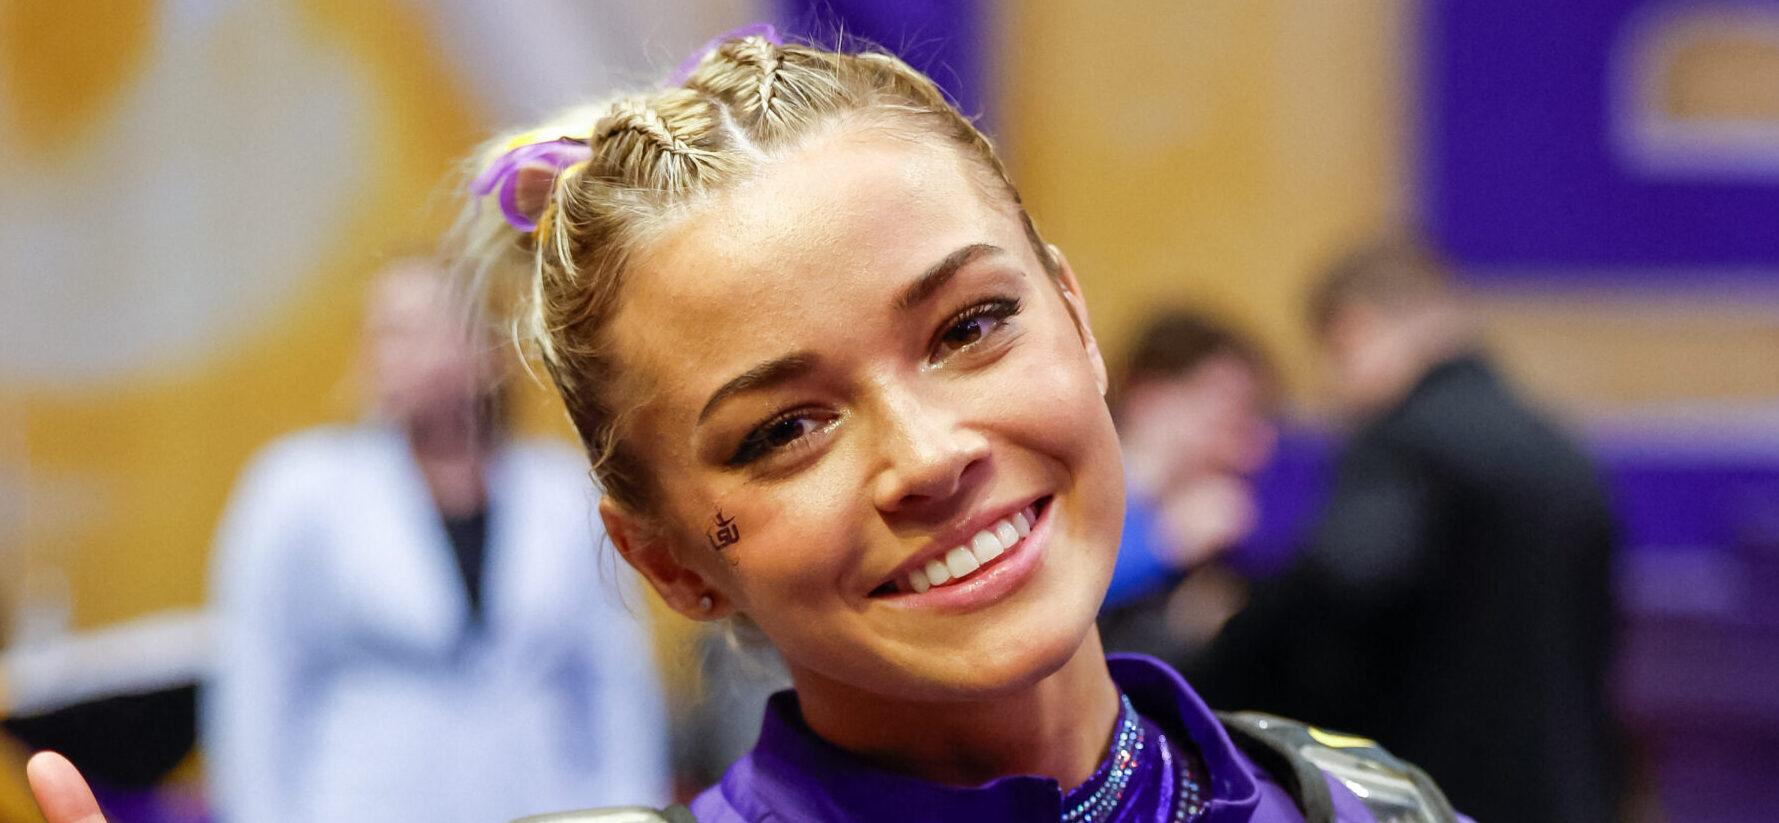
[456,33,1056,515]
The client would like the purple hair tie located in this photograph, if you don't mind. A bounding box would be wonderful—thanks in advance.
[669,22,783,85]
[469,137,592,232]
[473,24,781,233]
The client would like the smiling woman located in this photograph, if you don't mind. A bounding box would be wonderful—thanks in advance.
[24,27,1469,823]
[431,29,1471,823]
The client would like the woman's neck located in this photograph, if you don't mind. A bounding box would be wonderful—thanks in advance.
[405,415,490,518]
[790,630,1122,791]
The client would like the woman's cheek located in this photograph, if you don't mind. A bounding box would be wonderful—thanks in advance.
[728,469,859,607]
[1004,336,1111,447]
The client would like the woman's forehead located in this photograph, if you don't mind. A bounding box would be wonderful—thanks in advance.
[610,133,1026,398]
[673,131,1001,286]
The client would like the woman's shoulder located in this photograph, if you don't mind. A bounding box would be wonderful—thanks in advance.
[687,785,747,822]
[242,425,367,472]
[1109,654,1471,822]
[686,748,792,823]
[220,425,381,515]
[499,437,593,471]
[686,656,1470,823]
[494,438,600,499]
[1218,710,1470,823]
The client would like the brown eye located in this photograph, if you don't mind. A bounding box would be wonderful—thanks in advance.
[761,416,816,448]
[940,315,998,351]
[932,298,1021,360]
[729,409,834,466]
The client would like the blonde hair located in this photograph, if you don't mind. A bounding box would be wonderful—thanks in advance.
[457,34,1058,514]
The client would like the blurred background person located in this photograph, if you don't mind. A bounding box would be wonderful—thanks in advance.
[1098,311,1279,662]
[1188,238,1621,823]
[202,259,668,823]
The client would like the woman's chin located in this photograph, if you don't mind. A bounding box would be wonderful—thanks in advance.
[883,612,1098,701]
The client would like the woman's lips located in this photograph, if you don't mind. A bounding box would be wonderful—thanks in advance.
[873,496,1054,611]
[902,505,1036,593]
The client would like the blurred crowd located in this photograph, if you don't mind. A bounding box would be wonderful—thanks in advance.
[1100,241,1620,823]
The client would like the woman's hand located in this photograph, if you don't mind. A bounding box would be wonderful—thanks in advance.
[25,751,107,823]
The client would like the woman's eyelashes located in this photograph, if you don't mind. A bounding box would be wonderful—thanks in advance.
[728,408,837,466]
[929,297,1022,364]
[724,296,1024,468]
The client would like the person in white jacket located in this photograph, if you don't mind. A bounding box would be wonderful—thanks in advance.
[203,259,669,823]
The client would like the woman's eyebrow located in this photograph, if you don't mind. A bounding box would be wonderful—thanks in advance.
[893,242,1005,311]
[698,351,821,424]
[696,244,1005,427]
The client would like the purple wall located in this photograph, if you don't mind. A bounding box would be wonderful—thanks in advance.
[772,0,991,129]
[1418,0,1779,278]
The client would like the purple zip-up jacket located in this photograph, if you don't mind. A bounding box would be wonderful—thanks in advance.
[691,655,1469,821]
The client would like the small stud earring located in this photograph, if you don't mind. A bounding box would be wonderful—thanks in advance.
[698,594,714,613]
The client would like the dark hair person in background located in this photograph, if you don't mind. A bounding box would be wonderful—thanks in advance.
[1188,238,1621,823]
[1099,311,1278,663]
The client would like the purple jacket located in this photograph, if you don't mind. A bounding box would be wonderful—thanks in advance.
[690,655,1459,822]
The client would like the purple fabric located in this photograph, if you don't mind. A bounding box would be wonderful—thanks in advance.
[690,655,1389,822]
[90,785,210,823]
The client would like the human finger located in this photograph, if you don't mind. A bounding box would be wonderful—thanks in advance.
[25,751,107,823]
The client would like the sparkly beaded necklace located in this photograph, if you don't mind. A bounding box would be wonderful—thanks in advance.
[1061,695,1206,823]
[1154,726,1208,822]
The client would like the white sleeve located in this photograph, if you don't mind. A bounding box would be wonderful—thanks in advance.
[203,444,325,823]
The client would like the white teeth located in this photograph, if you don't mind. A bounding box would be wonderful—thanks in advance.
[924,558,952,586]
[970,530,1003,564]
[898,510,1039,594]
[945,546,980,578]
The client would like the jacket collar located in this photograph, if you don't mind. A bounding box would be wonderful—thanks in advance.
[717,654,1268,822]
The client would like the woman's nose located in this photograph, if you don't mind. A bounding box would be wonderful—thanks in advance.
[870,398,992,516]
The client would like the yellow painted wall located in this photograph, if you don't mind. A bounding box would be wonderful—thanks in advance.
[999,0,1411,401]
[7,0,482,629]
[1473,290,1779,412]
[1,0,486,814]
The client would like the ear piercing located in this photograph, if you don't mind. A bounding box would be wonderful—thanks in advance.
[698,594,715,613]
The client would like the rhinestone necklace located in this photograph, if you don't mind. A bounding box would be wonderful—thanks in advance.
[1061,695,1206,823]
[1062,695,1145,823]
[1154,727,1207,822]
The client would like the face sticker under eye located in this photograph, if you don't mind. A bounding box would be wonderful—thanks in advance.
[707,507,741,553]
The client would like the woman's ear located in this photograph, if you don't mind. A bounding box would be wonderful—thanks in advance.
[599,497,729,621]
[1048,245,1109,396]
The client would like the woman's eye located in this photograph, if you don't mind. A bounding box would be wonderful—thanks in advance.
[761,416,816,448]
[940,315,999,350]
[729,411,829,466]
[933,298,1021,360]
